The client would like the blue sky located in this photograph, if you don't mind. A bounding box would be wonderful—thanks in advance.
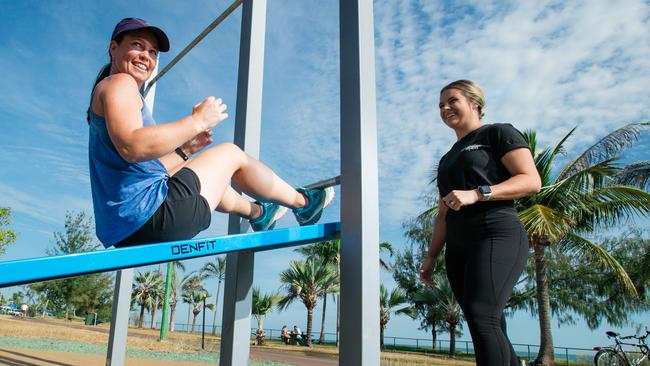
[1,0,649,351]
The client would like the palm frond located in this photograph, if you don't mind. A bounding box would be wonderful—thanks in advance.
[416,204,438,220]
[558,233,638,297]
[522,129,537,156]
[557,122,650,181]
[553,158,621,192]
[612,161,650,191]
[535,127,575,186]
[576,186,650,227]
[518,204,575,242]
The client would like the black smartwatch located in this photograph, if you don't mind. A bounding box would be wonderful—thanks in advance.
[478,185,492,201]
[175,147,189,161]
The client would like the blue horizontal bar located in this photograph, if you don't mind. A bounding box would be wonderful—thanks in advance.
[0,222,340,288]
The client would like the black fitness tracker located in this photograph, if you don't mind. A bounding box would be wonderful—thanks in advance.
[175,147,189,161]
[478,185,492,201]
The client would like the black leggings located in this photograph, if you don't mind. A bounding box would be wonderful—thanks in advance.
[445,208,528,366]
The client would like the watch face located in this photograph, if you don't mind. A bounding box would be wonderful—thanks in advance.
[479,185,491,195]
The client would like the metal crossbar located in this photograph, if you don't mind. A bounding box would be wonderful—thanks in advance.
[0,222,340,288]
[304,175,340,190]
[143,0,243,97]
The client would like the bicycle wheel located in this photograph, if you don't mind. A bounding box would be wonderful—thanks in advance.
[594,349,627,366]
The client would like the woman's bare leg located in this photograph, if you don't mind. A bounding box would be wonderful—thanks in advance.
[215,185,259,218]
[185,143,306,215]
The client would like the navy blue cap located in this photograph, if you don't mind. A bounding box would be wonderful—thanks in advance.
[111,17,170,52]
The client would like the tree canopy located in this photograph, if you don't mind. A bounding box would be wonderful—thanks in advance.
[0,207,17,256]
[29,211,113,320]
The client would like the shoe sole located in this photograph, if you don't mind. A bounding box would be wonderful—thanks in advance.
[300,187,335,225]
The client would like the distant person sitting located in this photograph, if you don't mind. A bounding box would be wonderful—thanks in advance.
[290,325,304,345]
[255,329,265,346]
[292,325,302,340]
[280,325,290,344]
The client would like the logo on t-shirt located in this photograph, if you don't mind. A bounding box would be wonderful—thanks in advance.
[460,144,490,152]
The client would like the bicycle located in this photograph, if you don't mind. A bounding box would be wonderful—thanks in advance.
[593,329,650,366]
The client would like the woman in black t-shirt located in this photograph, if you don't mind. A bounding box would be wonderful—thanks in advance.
[419,80,541,366]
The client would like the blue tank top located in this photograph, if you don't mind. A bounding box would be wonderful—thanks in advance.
[88,101,168,248]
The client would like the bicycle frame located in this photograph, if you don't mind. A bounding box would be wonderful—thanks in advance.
[594,330,649,366]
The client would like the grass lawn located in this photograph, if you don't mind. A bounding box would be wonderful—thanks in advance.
[0,315,476,365]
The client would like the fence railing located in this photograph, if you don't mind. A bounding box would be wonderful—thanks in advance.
[128,319,595,365]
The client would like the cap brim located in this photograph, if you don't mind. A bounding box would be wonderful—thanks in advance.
[146,26,170,52]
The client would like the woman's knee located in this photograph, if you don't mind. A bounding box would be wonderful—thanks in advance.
[205,143,248,166]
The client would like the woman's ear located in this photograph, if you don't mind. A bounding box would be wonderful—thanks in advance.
[108,40,118,61]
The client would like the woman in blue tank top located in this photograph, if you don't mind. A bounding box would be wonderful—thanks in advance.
[88,18,334,248]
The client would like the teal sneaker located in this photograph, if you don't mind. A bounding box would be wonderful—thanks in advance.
[249,202,288,232]
[293,187,335,226]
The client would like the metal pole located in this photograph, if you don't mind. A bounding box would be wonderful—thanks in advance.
[144,0,244,97]
[339,0,380,364]
[202,297,207,350]
[303,175,340,190]
[106,268,134,366]
[159,262,173,340]
[219,0,267,365]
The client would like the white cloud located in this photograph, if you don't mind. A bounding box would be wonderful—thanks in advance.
[372,0,650,228]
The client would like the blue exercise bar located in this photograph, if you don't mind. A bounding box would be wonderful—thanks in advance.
[0,222,340,288]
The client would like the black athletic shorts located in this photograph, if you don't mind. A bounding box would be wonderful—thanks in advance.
[115,167,212,247]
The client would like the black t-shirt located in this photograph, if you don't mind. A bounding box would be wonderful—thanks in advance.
[437,123,529,214]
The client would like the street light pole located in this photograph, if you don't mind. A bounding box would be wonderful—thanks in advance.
[202,297,206,350]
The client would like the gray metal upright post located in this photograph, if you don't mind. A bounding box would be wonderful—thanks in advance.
[106,268,134,366]
[339,0,381,365]
[219,0,267,365]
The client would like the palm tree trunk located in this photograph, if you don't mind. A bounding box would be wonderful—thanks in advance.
[212,279,222,335]
[169,300,176,332]
[319,295,327,344]
[191,312,197,333]
[139,305,145,328]
[336,294,340,347]
[449,323,456,356]
[534,242,554,365]
[380,323,385,350]
[150,306,157,329]
[307,307,314,347]
[186,305,191,333]
[431,326,437,350]
[41,299,49,318]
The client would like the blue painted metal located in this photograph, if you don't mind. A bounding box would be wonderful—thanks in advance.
[0,222,340,288]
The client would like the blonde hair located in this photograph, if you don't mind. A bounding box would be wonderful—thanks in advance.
[440,80,485,119]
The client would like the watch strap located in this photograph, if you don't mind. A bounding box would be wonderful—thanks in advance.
[175,147,189,161]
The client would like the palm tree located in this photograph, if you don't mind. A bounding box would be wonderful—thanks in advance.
[517,122,650,365]
[167,265,189,331]
[181,273,204,332]
[278,258,339,347]
[414,274,463,356]
[297,239,394,345]
[182,288,210,333]
[252,287,281,345]
[157,261,186,332]
[379,242,395,271]
[200,256,226,335]
[296,240,340,344]
[379,284,416,350]
[132,270,163,328]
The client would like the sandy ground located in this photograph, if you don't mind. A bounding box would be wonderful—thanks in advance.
[0,316,474,365]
